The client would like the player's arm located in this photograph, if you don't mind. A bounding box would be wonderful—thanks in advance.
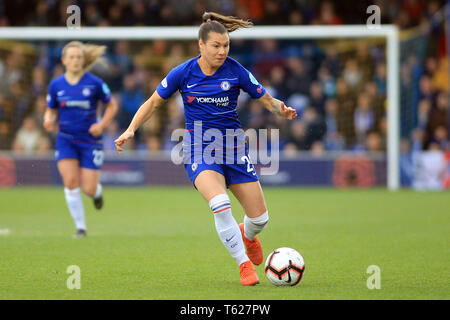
[89,98,119,137]
[258,92,297,120]
[114,91,165,153]
[43,108,58,132]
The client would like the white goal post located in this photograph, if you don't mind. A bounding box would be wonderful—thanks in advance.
[0,25,400,190]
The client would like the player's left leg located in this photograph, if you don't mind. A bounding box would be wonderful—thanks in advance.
[80,146,104,209]
[193,168,259,286]
[229,181,269,265]
[80,168,103,208]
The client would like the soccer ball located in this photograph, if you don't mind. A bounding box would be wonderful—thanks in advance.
[264,247,305,286]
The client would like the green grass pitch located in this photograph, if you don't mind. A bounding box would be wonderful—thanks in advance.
[0,187,448,300]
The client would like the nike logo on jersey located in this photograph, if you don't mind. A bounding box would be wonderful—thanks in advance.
[187,83,197,88]
[57,90,65,96]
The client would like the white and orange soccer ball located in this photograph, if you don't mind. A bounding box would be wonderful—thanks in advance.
[264,247,305,286]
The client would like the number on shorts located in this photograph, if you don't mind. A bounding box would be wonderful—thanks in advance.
[241,155,255,174]
[92,149,104,167]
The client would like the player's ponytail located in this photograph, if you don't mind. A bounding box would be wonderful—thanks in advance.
[62,41,107,71]
[199,12,252,42]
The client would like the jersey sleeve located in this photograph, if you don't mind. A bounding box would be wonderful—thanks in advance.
[97,79,112,104]
[46,80,58,109]
[237,64,266,99]
[156,64,184,99]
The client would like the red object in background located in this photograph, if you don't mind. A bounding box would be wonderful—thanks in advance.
[0,155,17,187]
[443,151,450,189]
[402,0,425,24]
[332,155,376,188]
[238,0,266,21]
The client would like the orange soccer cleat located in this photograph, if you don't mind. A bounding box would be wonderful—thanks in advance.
[239,260,259,286]
[239,223,263,265]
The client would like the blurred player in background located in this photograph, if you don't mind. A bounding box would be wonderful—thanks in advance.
[44,41,118,238]
[115,12,297,286]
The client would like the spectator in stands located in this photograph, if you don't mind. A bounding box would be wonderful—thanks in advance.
[335,77,356,147]
[287,120,308,151]
[138,134,161,154]
[309,81,326,117]
[354,93,375,148]
[311,0,343,25]
[282,142,299,157]
[285,57,311,96]
[364,81,385,131]
[419,74,435,101]
[302,107,326,150]
[268,65,288,101]
[317,66,336,98]
[324,98,344,151]
[247,100,267,130]
[30,95,47,131]
[0,49,24,96]
[417,99,431,130]
[374,63,387,95]
[426,91,448,145]
[342,58,363,90]
[118,74,145,129]
[412,140,446,191]
[431,58,448,93]
[0,121,12,150]
[12,116,43,154]
[310,141,326,157]
[31,66,48,97]
[103,119,121,152]
[365,130,383,152]
[431,125,449,150]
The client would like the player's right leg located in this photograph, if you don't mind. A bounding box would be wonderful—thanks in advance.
[193,169,259,286]
[56,134,86,237]
[57,158,86,237]
[229,181,268,266]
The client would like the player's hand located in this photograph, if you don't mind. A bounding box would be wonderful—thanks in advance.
[89,123,104,137]
[114,129,134,154]
[280,102,297,120]
[43,119,55,132]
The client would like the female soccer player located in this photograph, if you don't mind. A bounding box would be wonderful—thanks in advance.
[44,41,118,238]
[115,12,297,285]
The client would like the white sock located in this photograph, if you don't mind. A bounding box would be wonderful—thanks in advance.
[209,194,249,266]
[85,184,102,199]
[244,211,269,241]
[94,183,102,199]
[64,187,86,231]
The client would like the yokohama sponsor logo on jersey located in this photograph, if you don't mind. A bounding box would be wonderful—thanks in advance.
[187,96,229,107]
[63,100,91,109]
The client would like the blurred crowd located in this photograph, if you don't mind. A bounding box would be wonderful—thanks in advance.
[0,0,448,160]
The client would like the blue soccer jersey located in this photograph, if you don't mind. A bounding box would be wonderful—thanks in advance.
[47,72,112,142]
[156,56,266,185]
[47,72,112,169]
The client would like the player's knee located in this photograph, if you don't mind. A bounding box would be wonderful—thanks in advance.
[81,184,96,197]
[64,178,79,190]
[246,210,269,227]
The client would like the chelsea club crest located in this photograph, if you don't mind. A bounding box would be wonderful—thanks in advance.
[220,81,230,91]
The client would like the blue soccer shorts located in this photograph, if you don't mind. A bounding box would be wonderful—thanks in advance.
[55,133,104,170]
[184,154,259,188]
